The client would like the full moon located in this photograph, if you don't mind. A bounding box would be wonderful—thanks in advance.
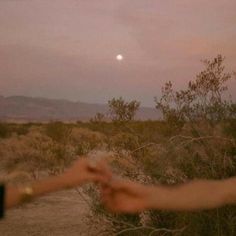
[116,54,123,61]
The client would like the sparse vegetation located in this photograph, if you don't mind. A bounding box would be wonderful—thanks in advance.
[0,56,235,235]
[108,97,140,121]
[90,112,106,123]
[155,55,235,124]
[0,122,9,138]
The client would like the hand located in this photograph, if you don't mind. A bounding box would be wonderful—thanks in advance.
[60,158,112,188]
[101,180,153,213]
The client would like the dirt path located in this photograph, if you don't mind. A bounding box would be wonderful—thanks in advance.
[0,189,109,236]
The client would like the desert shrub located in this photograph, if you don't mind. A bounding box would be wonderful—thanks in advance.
[108,97,140,121]
[0,123,33,139]
[45,121,72,144]
[90,112,106,123]
[139,122,236,182]
[155,55,235,124]
[135,56,236,235]
[70,127,106,155]
[0,123,9,138]
[6,123,33,136]
[109,132,140,152]
[0,131,50,177]
[82,121,117,136]
[108,214,143,236]
[0,127,75,177]
[223,119,236,139]
[129,121,236,236]
[148,207,236,236]
[85,178,143,236]
[86,124,236,235]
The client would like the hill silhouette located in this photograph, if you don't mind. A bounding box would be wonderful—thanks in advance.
[0,96,161,122]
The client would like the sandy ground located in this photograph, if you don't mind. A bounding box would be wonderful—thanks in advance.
[0,188,110,236]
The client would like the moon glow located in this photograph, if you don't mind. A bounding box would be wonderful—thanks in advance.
[116,54,123,61]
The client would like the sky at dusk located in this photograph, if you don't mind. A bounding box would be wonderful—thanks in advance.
[0,0,236,106]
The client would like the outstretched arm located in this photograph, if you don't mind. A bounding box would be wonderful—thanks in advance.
[5,158,111,209]
[101,177,236,213]
[148,178,236,211]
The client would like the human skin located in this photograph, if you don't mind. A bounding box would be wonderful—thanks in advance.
[5,158,112,209]
[101,178,236,213]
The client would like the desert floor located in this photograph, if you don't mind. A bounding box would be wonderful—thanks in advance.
[0,188,109,236]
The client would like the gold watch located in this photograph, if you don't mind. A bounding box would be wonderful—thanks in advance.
[19,186,34,204]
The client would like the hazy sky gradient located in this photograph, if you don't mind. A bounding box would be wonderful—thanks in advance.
[0,0,236,106]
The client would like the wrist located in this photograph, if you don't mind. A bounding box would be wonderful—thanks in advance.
[18,186,34,204]
[31,174,72,198]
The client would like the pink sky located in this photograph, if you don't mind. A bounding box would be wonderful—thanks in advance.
[0,0,235,106]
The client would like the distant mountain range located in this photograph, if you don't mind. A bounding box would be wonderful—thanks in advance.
[0,96,161,122]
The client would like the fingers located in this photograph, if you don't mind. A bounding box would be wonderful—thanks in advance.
[70,157,146,213]
[87,158,109,173]
[100,187,120,213]
[89,173,110,184]
[100,179,129,212]
[75,157,113,186]
[95,159,113,180]
[88,160,113,184]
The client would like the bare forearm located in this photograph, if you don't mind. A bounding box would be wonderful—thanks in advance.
[5,174,69,209]
[147,178,236,211]
[4,157,110,210]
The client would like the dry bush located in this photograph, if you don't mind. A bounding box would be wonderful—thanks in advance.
[70,127,106,155]
[82,150,148,236]
[109,132,140,153]
[155,55,235,124]
[0,126,75,178]
[0,125,108,181]
[1,119,236,235]
[86,120,236,236]
[44,121,72,144]
[129,121,236,236]
[0,123,9,138]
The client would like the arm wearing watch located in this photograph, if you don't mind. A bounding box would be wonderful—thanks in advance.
[1,157,111,216]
